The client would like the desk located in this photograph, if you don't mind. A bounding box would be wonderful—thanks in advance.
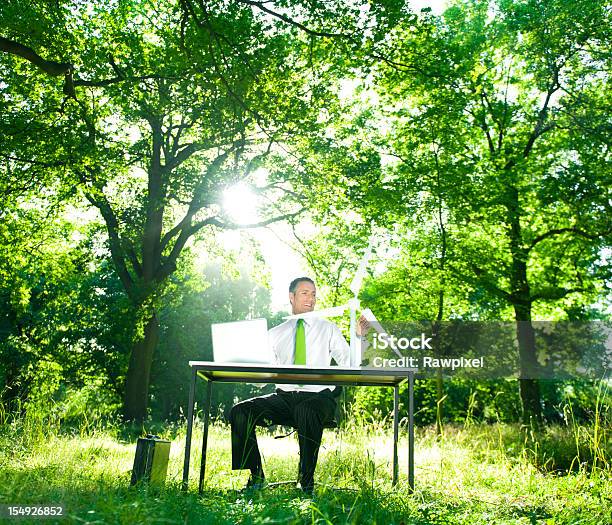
[181,362,416,493]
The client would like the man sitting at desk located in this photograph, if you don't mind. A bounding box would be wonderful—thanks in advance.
[229,276,368,495]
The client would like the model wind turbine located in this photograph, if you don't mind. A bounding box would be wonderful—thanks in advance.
[285,236,389,366]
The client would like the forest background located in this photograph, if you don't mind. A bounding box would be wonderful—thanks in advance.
[0,0,610,465]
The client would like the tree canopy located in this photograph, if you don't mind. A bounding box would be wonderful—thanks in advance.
[1,0,609,424]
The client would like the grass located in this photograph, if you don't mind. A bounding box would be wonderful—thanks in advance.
[0,417,610,524]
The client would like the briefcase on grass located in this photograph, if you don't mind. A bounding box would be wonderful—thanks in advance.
[130,434,171,486]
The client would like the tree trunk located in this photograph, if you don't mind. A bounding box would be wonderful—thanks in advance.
[435,369,444,436]
[123,314,159,422]
[434,290,445,437]
[513,301,542,426]
[434,185,446,437]
[504,181,542,426]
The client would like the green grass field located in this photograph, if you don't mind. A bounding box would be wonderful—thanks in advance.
[0,419,610,524]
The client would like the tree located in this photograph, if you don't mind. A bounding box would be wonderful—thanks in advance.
[372,0,611,423]
[0,0,307,420]
[0,0,409,420]
[0,199,127,415]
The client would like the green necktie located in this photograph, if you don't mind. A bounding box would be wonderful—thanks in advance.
[294,319,306,365]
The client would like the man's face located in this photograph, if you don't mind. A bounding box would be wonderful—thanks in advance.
[289,281,316,315]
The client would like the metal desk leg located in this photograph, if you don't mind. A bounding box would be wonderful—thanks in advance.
[198,380,213,494]
[408,372,415,492]
[392,385,399,486]
[182,368,197,491]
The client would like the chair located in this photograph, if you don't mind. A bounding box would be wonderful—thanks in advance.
[267,388,344,488]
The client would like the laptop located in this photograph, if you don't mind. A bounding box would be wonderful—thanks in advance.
[211,318,273,364]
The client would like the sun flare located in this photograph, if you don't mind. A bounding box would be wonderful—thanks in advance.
[223,183,259,225]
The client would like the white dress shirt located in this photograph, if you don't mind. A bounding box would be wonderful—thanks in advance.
[269,317,350,392]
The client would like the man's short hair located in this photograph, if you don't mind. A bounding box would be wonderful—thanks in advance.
[289,277,315,294]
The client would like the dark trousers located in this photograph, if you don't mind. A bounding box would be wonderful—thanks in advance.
[229,389,337,488]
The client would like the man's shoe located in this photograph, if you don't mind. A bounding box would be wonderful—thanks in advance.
[297,481,314,496]
[245,474,267,491]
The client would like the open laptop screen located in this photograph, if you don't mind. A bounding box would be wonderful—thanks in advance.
[211,318,273,364]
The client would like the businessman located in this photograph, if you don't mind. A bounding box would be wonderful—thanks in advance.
[229,277,369,495]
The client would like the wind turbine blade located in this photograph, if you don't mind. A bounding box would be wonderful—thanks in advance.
[283,304,348,320]
[349,238,374,296]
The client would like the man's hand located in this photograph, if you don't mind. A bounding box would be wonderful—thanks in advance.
[356,314,371,337]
